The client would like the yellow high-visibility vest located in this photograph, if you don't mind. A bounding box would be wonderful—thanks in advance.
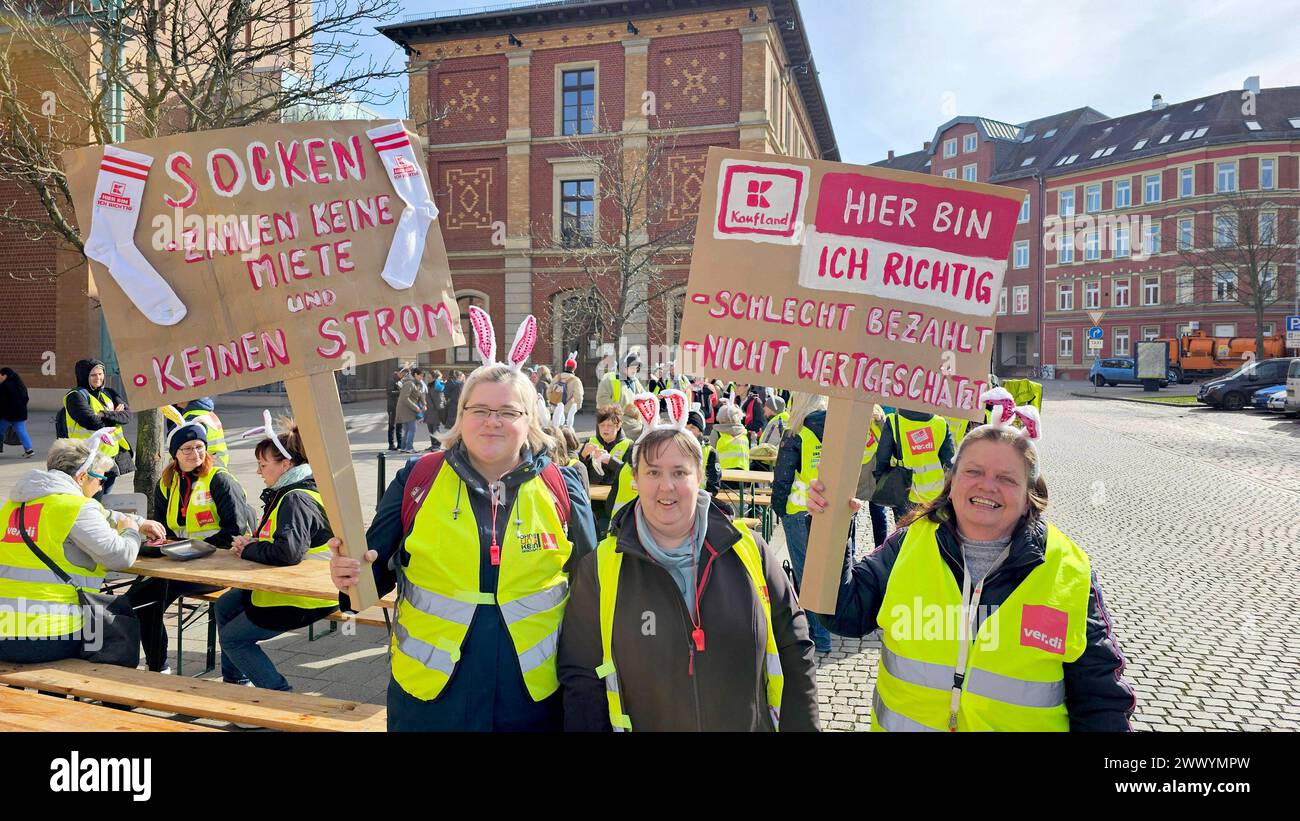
[715,431,750,471]
[63,390,129,458]
[891,414,949,505]
[184,409,228,468]
[160,467,230,540]
[0,493,102,639]
[249,489,338,611]
[785,423,879,515]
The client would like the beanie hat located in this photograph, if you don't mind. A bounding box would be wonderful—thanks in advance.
[168,421,208,457]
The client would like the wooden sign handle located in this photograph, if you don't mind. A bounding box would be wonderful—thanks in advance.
[800,397,875,614]
[284,372,379,611]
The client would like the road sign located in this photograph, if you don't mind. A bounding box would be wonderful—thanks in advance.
[1287,315,1300,348]
[1087,326,1105,341]
[1088,310,1105,326]
[1088,338,1104,351]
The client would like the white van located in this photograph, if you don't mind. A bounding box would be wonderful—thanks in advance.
[1287,358,1300,416]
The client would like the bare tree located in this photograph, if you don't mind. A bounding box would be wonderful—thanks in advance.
[1177,188,1298,354]
[0,0,408,508]
[532,122,699,357]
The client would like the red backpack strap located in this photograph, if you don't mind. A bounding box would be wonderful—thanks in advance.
[538,463,571,527]
[400,451,446,533]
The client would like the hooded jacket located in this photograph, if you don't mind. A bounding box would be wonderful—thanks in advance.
[547,371,585,411]
[0,367,29,422]
[3,469,142,573]
[351,443,598,731]
[65,359,132,435]
[558,497,820,731]
[815,513,1135,732]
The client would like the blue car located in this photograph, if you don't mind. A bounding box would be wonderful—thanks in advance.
[1088,357,1177,388]
[1250,384,1286,410]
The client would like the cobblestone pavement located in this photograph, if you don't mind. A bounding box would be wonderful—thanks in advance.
[5,389,1298,730]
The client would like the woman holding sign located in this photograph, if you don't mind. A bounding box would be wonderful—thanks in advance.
[328,310,597,731]
[557,393,819,732]
[804,390,1134,731]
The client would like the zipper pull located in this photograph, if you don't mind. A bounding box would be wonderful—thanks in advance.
[489,543,501,566]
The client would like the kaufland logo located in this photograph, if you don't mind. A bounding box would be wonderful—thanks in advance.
[715,160,809,244]
[390,155,420,179]
[96,186,132,210]
[111,182,126,196]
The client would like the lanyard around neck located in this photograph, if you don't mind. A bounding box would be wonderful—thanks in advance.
[947,542,1012,732]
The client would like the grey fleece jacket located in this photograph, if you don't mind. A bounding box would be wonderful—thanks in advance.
[6,469,143,573]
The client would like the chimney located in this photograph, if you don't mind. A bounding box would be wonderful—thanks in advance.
[923,141,931,152]
[1243,75,1260,94]
[887,149,895,160]
[1151,93,1166,111]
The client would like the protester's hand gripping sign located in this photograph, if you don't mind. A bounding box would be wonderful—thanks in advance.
[679,148,1023,611]
[64,121,464,609]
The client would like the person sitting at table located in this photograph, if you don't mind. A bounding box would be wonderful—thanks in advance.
[0,435,165,663]
[125,418,255,673]
[580,404,631,534]
[709,401,750,490]
[215,414,338,691]
[685,409,721,497]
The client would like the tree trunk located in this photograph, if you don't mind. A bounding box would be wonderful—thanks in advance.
[132,409,163,518]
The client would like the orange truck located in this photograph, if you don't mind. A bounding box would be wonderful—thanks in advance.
[1158,331,1286,381]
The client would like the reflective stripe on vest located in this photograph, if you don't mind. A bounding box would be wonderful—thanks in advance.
[160,467,229,540]
[715,432,749,470]
[184,409,228,467]
[248,489,338,611]
[392,465,572,702]
[64,390,129,458]
[593,521,782,731]
[786,424,880,515]
[891,414,949,504]
[872,518,1090,732]
[0,493,102,638]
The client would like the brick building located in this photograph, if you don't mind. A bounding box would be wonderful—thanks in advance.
[379,0,837,387]
[876,85,1300,380]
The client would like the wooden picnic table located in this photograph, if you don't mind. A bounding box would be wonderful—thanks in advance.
[0,684,218,732]
[722,469,774,484]
[128,550,396,608]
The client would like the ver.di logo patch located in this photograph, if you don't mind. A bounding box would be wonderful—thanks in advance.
[1020,604,1068,655]
[3,503,41,543]
[713,159,809,245]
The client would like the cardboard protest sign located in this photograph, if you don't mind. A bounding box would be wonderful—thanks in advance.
[63,121,461,610]
[63,120,462,408]
[679,147,1024,610]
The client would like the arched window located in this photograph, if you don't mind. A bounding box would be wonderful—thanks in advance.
[453,291,488,364]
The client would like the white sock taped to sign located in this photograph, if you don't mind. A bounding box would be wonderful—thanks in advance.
[366,121,439,291]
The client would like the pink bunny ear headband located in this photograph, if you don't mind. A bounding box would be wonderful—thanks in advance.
[76,428,118,477]
[964,387,1042,479]
[629,389,691,458]
[241,409,292,461]
[468,305,537,372]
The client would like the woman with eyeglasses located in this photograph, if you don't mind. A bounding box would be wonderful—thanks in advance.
[329,313,597,731]
[0,437,165,663]
[124,418,255,673]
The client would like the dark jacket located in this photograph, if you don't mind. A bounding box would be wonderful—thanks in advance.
[65,359,132,435]
[386,375,403,412]
[772,410,875,517]
[701,445,722,496]
[581,431,626,488]
[871,410,954,484]
[740,390,766,436]
[442,377,464,418]
[0,368,29,422]
[352,443,598,731]
[559,498,820,731]
[815,514,1136,732]
[239,475,336,630]
[152,467,256,548]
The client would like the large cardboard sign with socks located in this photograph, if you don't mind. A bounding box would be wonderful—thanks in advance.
[678,147,1025,612]
[63,120,462,407]
[64,120,461,610]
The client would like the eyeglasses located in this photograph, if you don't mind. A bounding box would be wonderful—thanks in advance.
[465,405,525,422]
[86,470,107,481]
[176,444,206,456]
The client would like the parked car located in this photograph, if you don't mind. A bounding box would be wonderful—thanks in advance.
[1250,385,1286,410]
[1198,357,1299,411]
[1088,357,1177,388]
[1267,391,1288,413]
[1287,359,1300,416]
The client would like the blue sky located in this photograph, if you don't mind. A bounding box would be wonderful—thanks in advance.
[352,0,1300,162]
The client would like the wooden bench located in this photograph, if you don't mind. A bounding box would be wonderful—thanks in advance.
[0,659,386,732]
[0,683,219,732]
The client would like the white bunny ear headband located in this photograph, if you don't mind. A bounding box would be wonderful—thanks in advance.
[164,413,214,454]
[550,402,566,430]
[630,389,690,454]
[241,409,292,461]
[467,305,537,372]
[76,428,118,478]
[965,387,1042,479]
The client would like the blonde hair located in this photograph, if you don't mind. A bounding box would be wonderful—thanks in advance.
[442,364,556,455]
[788,392,827,434]
[900,425,1048,529]
[46,438,114,478]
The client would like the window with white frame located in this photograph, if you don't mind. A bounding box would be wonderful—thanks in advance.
[1142,275,1160,305]
[1142,325,1160,341]
[1113,279,1131,307]
[1085,230,1100,260]
[1216,161,1236,192]
[1059,230,1074,263]
[1259,211,1276,244]
[1018,194,1031,223]
[1013,285,1029,314]
[963,164,977,182]
[1084,280,1100,309]
[1212,323,1236,337]
[1178,217,1194,250]
[943,168,957,179]
[1014,240,1029,269]
[1113,327,1131,356]
[1214,213,1236,247]
[1213,269,1235,302]
[1176,271,1194,304]
[1260,158,1275,190]
[943,138,957,158]
[1058,190,1075,217]
[1259,265,1277,299]
[1262,321,1275,336]
[1145,220,1160,255]
[1058,329,1074,359]
[1114,223,1130,258]
[1144,174,1161,203]
[963,133,977,153]
[1114,179,1132,208]
[1058,281,1074,311]
[1085,184,1100,213]
[998,287,1008,315]
[1180,167,1194,197]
